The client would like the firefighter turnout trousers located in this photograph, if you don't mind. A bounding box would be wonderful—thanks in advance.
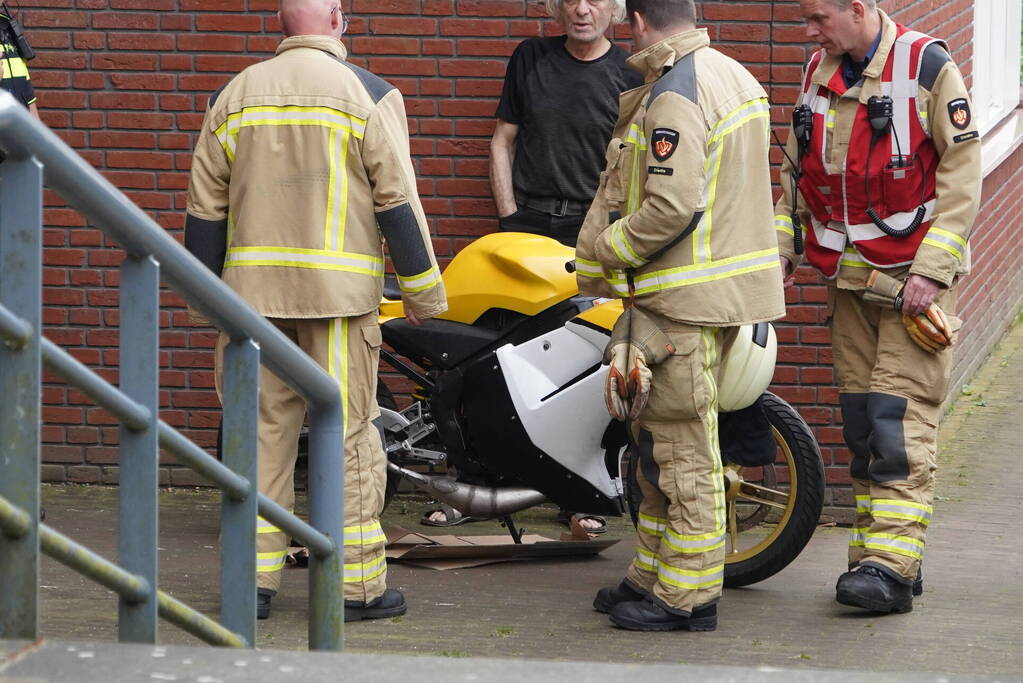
[626,311,739,614]
[831,286,957,581]
[216,311,387,602]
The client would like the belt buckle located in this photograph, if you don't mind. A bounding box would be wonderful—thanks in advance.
[552,198,569,217]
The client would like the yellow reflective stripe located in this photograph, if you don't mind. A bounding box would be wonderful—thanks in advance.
[343,554,387,583]
[775,214,795,237]
[703,328,726,531]
[848,527,868,547]
[922,227,966,261]
[225,246,385,276]
[864,533,925,560]
[921,238,962,260]
[226,105,367,138]
[661,526,726,554]
[840,248,871,269]
[872,499,933,512]
[634,547,659,572]
[699,98,771,264]
[344,522,387,546]
[608,248,780,296]
[855,495,871,514]
[870,499,933,525]
[328,318,350,433]
[1,55,29,79]
[928,227,967,249]
[637,512,666,537]
[657,562,724,590]
[826,109,837,129]
[575,258,604,278]
[214,120,236,163]
[609,219,647,268]
[257,515,283,535]
[256,550,287,572]
[625,124,647,214]
[398,265,442,293]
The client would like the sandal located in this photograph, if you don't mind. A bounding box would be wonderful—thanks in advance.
[556,510,608,535]
[420,502,486,527]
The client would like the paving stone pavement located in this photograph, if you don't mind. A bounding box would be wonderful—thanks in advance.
[4,321,1023,678]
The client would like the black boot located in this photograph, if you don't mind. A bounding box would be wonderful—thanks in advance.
[593,580,647,614]
[256,588,275,620]
[609,596,717,632]
[345,588,407,622]
[836,565,913,614]
[913,567,923,596]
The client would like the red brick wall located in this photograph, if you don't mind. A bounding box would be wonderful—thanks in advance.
[16,1,1022,516]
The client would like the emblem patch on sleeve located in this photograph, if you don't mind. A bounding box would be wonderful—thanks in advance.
[947,98,971,130]
[651,128,680,162]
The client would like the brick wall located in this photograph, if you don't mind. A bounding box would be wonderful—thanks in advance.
[14,1,1022,516]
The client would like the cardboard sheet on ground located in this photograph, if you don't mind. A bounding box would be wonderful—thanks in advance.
[384,524,619,570]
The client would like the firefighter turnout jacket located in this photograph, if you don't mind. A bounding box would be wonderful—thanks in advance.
[775,10,982,289]
[186,35,446,319]
[576,30,785,327]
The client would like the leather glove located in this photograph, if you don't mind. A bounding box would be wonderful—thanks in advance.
[603,308,674,421]
[902,303,953,353]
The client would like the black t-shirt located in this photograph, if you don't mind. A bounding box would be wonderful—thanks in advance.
[1,18,34,109]
[496,36,643,203]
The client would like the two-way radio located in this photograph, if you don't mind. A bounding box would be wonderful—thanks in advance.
[1,1,35,62]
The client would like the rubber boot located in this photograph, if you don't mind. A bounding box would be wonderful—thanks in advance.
[256,588,275,620]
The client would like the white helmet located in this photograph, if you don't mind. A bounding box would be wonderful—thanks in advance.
[718,323,777,412]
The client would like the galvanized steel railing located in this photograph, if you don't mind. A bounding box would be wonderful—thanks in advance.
[0,91,347,650]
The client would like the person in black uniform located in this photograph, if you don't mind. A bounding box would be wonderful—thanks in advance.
[490,0,643,248]
[1,2,39,119]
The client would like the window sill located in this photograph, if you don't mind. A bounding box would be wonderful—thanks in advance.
[981,106,1023,177]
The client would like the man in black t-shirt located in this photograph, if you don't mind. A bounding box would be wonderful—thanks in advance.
[490,0,643,247]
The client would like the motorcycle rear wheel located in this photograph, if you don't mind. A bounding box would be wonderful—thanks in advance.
[624,392,824,587]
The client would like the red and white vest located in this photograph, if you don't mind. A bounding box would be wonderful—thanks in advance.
[797,26,944,278]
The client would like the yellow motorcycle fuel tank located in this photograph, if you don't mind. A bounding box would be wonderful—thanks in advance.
[381,233,582,324]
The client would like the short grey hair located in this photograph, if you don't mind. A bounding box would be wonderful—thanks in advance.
[544,0,628,24]
[829,0,878,9]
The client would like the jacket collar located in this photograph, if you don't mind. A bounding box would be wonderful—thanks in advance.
[627,28,710,84]
[812,10,896,92]
[276,35,348,61]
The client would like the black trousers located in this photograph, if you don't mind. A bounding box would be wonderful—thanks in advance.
[498,206,585,248]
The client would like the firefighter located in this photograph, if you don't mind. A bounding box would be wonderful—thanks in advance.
[578,0,785,631]
[776,0,981,614]
[185,0,446,621]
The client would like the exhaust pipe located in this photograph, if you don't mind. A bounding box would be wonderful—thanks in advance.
[387,462,547,518]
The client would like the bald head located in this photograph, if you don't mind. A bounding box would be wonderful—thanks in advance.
[278,0,344,38]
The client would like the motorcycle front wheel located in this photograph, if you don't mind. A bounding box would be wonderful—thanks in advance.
[624,391,825,587]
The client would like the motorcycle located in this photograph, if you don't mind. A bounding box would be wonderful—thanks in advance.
[376,232,825,587]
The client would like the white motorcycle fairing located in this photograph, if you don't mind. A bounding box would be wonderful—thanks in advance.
[493,320,618,499]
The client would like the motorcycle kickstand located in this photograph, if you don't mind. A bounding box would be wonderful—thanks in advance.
[501,515,523,544]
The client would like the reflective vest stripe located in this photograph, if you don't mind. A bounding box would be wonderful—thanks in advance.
[256,550,287,572]
[607,248,780,297]
[844,199,936,243]
[398,265,442,293]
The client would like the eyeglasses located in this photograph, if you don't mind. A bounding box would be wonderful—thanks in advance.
[330,5,350,35]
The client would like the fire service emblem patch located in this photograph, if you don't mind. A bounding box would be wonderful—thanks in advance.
[947,98,971,130]
[651,128,680,162]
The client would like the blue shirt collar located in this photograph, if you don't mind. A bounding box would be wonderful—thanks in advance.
[841,29,883,88]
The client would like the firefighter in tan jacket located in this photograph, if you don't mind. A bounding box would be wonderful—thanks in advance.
[185,0,446,622]
[776,0,981,615]
[579,0,784,632]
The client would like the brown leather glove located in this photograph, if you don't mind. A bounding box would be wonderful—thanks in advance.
[902,303,953,353]
[603,308,674,421]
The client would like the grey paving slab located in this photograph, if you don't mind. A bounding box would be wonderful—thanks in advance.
[8,320,1023,678]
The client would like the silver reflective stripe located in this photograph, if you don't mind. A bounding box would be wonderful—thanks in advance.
[398,266,442,292]
[845,199,936,243]
[657,563,724,590]
[257,516,282,535]
[256,551,287,572]
[343,553,387,582]
[225,249,385,274]
[921,227,967,260]
[848,527,867,547]
[637,513,666,537]
[238,109,367,136]
[610,249,779,296]
[864,533,924,558]
[662,528,726,553]
[344,522,387,546]
[870,500,933,525]
[575,259,604,278]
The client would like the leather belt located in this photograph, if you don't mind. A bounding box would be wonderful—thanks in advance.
[515,191,590,217]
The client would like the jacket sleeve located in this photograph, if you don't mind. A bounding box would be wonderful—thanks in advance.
[909,56,982,287]
[593,91,708,271]
[773,124,809,268]
[575,139,622,298]
[362,88,447,319]
[185,98,230,277]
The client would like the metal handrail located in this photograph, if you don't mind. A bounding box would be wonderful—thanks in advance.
[0,90,347,649]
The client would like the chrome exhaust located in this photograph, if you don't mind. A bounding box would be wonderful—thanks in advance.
[387,462,547,518]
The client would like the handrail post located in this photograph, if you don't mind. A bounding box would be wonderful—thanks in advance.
[220,337,259,646]
[0,154,43,639]
[118,254,160,642]
[307,403,345,651]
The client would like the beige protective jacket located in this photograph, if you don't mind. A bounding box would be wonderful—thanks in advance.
[576,30,785,326]
[186,35,446,319]
[775,10,982,290]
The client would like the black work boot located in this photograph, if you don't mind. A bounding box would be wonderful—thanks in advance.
[256,588,276,620]
[836,565,913,614]
[593,580,648,614]
[913,567,923,596]
[345,588,407,622]
[609,596,717,632]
